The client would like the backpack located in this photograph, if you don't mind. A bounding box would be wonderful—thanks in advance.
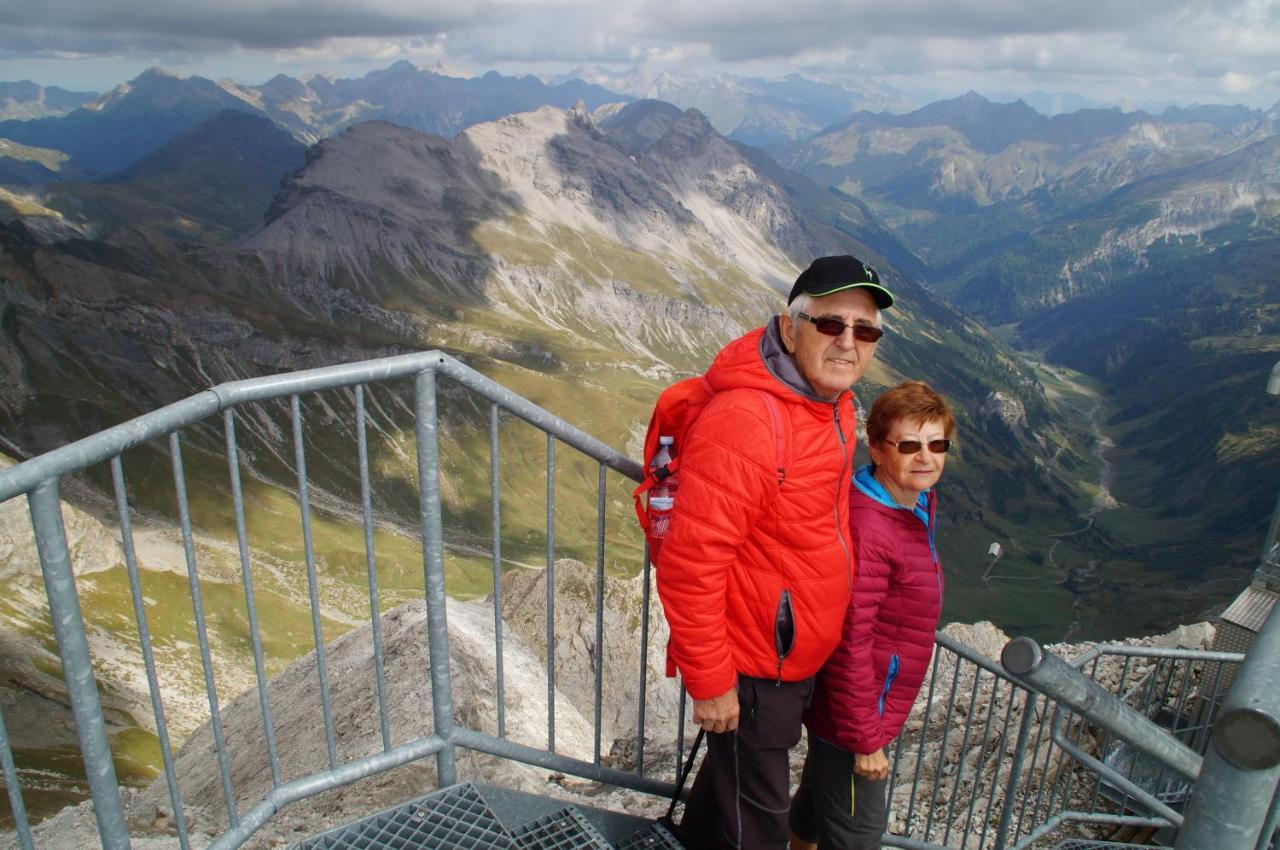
[631,376,793,566]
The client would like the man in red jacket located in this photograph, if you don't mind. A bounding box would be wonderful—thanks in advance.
[656,255,894,850]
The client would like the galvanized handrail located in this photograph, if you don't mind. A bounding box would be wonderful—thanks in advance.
[1002,611,1280,850]
[0,349,1276,850]
[0,350,646,849]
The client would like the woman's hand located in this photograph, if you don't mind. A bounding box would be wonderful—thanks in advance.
[854,748,889,780]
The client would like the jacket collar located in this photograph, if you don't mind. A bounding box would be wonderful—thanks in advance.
[854,464,932,525]
[758,316,849,405]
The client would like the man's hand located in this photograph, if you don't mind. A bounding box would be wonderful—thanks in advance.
[691,687,740,734]
[853,748,889,780]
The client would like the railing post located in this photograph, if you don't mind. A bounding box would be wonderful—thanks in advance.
[994,690,1038,850]
[416,367,457,786]
[1176,606,1280,850]
[28,479,131,849]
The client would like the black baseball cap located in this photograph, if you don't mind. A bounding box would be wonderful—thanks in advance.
[787,255,894,309]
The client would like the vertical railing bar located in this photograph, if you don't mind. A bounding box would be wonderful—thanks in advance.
[885,724,906,835]
[925,654,964,839]
[291,395,338,771]
[111,457,191,850]
[1256,781,1280,850]
[676,681,687,776]
[171,433,238,827]
[1044,710,1077,826]
[224,408,282,786]
[545,432,556,754]
[1170,657,1196,738]
[993,689,1038,850]
[0,700,34,850]
[490,403,506,740]
[27,479,131,849]
[1089,653,1131,812]
[981,679,1019,849]
[1013,699,1051,840]
[636,541,654,777]
[1029,701,1060,833]
[414,368,456,786]
[960,669,1001,849]
[1112,655,1166,815]
[943,661,983,847]
[1202,656,1230,749]
[355,386,392,753]
[593,463,606,766]
[906,646,944,832]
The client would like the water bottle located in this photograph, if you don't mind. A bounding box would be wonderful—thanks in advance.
[649,436,678,539]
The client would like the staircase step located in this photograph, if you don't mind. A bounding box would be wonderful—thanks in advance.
[512,805,612,849]
[294,783,518,849]
[614,822,684,850]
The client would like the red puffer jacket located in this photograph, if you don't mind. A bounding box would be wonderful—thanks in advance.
[656,321,857,701]
[805,466,943,754]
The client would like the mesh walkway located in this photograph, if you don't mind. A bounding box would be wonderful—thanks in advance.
[293,783,683,850]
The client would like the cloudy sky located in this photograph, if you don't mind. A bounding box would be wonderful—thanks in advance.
[3,0,1279,110]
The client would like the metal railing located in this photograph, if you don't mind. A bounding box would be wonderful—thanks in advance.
[0,350,1278,850]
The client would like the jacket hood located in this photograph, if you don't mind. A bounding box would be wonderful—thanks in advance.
[705,318,847,405]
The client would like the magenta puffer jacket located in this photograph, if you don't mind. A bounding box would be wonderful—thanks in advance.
[804,465,943,755]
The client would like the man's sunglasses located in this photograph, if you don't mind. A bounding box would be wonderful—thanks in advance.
[797,312,884,343]
[884,438,951,455]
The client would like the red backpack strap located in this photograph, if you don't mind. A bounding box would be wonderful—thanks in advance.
[750,390,791,485]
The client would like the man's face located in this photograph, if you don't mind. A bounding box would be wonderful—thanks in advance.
[779,288,880,400]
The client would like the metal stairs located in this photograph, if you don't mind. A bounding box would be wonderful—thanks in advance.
[293,783,684,850]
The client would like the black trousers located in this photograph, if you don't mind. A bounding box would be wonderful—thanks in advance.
[789,732,889,850]
[679,675,814,850]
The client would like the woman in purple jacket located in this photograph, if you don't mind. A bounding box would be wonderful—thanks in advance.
[790,381,954,850]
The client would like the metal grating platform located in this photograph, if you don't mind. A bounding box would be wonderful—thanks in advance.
[1051,841,1156,849]
[295,783,518,850]
[614,823,684,850]
[512,806,612,849]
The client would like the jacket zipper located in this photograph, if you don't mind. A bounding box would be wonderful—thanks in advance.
[833,403,852,591]
[878,654,900,715]
[774,589,795,685]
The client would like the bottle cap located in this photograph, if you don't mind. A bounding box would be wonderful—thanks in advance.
[659,435,674,445]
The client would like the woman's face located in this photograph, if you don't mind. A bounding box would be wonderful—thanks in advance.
[868,416,949,506]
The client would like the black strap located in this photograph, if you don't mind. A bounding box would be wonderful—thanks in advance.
[664,728,706,825]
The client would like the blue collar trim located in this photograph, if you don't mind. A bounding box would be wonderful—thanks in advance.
[854,464,931,526]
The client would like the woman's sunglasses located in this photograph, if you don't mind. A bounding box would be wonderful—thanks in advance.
[797,312,884,343]
[884,438,951,455]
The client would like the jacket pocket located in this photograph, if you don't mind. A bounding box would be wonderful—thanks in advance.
[774,589,795,684]
[878,654,900,716]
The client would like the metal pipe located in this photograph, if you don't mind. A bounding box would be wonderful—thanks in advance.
[171,433,238,826]
[636,541,652,776]
[112,458,191,850]
[1177,606,1280,850]
[490,402,506,740]
[993,689,1038,850]
[452,728,676,798]
[0,350,643,507]
[414,368,456,787]
[0,702,34,850]
[28,480,131,849]
[1048,705,1184,826]
[224,409,281,786]
[206,734,448,850]
[546,433,556,754]
[593,463,606,766]
[1002,637,1203,781]
[355,386,392,753]
[292,395,338,770]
